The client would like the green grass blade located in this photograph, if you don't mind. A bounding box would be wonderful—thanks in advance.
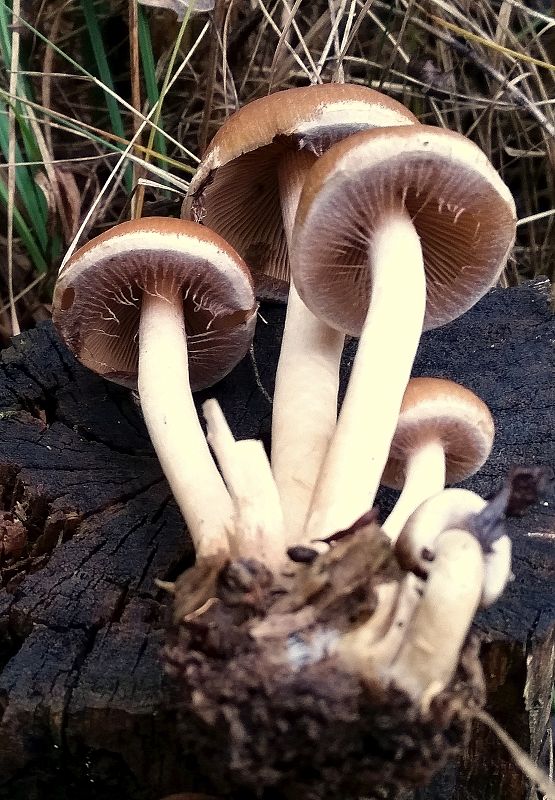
[0,3,41,163]
[0,1,197,165]
[0,174,48,273]
[81,0,131,191]
[0,3,48,242]
[138,6,167,168]
[0,86,194,180]
[0,99,48,249]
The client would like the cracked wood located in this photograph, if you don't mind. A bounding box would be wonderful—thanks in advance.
[0,281,553,800]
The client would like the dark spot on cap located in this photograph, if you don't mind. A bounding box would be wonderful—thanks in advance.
[61,286,75,311]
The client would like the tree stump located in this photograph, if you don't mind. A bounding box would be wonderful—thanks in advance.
[0,280,553,800]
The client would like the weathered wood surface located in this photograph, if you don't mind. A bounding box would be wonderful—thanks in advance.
[0,281,553,800]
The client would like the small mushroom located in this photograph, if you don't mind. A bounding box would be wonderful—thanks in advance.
[395,488,512,608]
[387,528,484,705]
[381,377,494,543]
[336,526,484,706]
[188,83,418,541]
[292,125,516,540]
[53,218,257,561]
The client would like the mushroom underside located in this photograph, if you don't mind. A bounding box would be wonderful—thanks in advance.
[295,156,516,337]
[55,263,255,390]
[383,423,489,487]
[190,143,291,284]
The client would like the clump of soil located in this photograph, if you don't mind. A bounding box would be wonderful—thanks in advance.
[165,526,485,799]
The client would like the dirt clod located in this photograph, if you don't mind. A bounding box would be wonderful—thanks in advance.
[166,529,485,799]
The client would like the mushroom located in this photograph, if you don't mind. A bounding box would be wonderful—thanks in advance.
[395,488,512,608]
[381,377,494,543]
[187,83,418,541]
[337,529,484,709]
[292,124,516,541]
[53,217,257,562]
[386,528,484,705]
[337,527,484,706]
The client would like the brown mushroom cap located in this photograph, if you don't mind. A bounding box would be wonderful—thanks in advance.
[292,125,517,336]
[381,377,495,488]
[53,218,257,391]
[186,84,418,289]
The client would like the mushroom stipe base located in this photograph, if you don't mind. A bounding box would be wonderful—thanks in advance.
[165,527,485,800]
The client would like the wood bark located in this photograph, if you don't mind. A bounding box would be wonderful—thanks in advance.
[0,280,553,800]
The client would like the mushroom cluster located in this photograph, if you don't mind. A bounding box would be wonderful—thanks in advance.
[52,83,528,798]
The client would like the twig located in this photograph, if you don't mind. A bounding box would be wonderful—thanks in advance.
[129,0,143,218]
[7,0,21,335]
[199,0,228,155]
[472,708,555,800]
[61,19,209,268]
[373,0,555,139]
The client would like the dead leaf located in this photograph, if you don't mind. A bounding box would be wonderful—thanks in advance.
[35,167,81,244]
[55,167,81,243]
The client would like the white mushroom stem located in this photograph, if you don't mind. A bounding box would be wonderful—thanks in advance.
[387,528,484,707]
[203,399,286,572]
[366,573,424,672]
[482,534,512,608]
[305,210,426,540]
[234,440,287,569]
[272,149,345,544]
[138,280,233,561]
[396,488,487,574]
[203,398,245,501]
[395,488,513,608]
[338,574,424,682]
[382,440,446,544]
